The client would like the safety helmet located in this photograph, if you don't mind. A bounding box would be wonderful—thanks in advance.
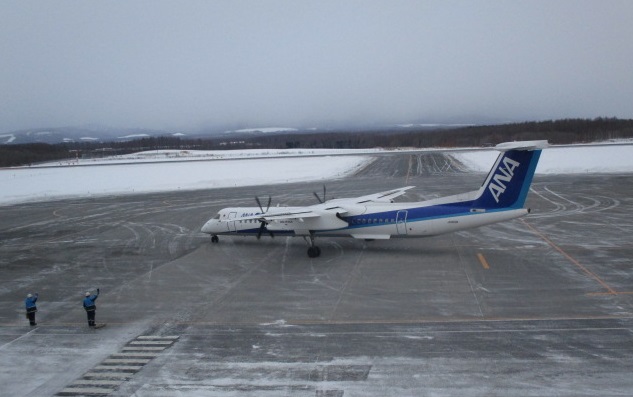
[85,292,91,296]
[27,293,32,298]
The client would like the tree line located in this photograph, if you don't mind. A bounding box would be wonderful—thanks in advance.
[242,117,633,149]
[2,117,632,167]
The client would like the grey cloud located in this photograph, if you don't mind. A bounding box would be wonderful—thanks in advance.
[1,1,633,134]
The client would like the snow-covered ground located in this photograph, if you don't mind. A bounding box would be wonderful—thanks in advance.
[40,148,387,166]
[1,144,632,206]
[0,155,373,206]
[456,144,633,174]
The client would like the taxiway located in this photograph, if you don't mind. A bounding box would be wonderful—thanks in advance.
[1,153,633,396]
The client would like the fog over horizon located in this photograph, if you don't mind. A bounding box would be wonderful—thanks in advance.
[2,1,633,134]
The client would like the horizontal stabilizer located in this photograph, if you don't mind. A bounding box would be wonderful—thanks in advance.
[495,140,549,151]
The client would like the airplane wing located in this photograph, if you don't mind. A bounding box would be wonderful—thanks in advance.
[231,207,349,231]
[221,186,415,229]
[351,186,415,204]
[259,186,417,228]
[221,209,320,223]
[254,210,320,221]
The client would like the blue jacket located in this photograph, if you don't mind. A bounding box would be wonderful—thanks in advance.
[83,292,99,310]
[25,294,38,310]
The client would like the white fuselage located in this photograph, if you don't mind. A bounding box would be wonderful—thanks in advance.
[201,200,528,240]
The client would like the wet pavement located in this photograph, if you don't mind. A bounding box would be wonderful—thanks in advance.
[1,153,633,396]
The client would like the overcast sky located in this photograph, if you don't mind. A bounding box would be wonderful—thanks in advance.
[2,1,632,133]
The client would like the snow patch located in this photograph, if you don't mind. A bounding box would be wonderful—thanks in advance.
[2,144,633,206]
[233,127,298,133]
[453,144,633,174]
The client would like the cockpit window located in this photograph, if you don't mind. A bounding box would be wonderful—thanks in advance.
[213,214,221,220]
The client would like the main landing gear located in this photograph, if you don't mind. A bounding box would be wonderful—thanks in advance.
[307,246,321,258]
[305,233,321,258]
[211,235,219,243]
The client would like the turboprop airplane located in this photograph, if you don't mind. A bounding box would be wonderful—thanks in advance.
[201,140,547,257]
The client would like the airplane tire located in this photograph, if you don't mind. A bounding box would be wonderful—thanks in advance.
[307,246,321,258]
[211,236,219,243]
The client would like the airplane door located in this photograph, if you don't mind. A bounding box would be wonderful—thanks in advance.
[228,212,237,232]
[396,210,408,235]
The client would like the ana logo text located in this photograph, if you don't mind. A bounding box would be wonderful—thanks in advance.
[488,157,520,203]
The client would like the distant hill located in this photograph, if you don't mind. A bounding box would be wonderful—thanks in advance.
[0,122,488,145]
[2,118,632,167]
[0,126,184,145]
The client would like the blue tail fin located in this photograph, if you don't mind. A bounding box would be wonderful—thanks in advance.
[471,141,547,210]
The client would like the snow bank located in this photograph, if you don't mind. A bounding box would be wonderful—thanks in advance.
[0,156,371,206]
[453,144,633,174]
[2,144,633,206]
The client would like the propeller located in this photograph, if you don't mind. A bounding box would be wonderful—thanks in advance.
[313,185,327,204]
[255,195,274,239]
[255,195,271,213]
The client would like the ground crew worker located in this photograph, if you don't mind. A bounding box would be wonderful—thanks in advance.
[83,289,99,327]
[25,293,38,326]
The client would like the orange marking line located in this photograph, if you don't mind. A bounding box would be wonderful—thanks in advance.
[521,219,617,295]
[587,291,633,296]
[477,253,490,269]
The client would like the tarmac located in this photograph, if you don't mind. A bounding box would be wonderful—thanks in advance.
[1,152,633,396]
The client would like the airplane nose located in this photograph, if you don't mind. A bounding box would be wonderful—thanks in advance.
[201,221,213,234]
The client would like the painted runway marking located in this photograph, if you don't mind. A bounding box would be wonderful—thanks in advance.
[56,335,179,396]
[83,371,133,379]
[93,365,144,372]
[129,340,173,345]
[122,346,166,351]
[136,335,179,340]
[102,358,151,365]
[0,326,38,350]
[70,379,124,387]
[58,386,115,395]
[111,352,159,358]
[521,219,618,295]
[477,253,490,269]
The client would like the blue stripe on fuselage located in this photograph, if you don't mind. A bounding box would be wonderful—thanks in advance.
[339,201,489,231]
[229,203,514,235]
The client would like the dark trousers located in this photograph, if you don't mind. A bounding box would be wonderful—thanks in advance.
[27,311,36,326]
[86,310,96,326]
